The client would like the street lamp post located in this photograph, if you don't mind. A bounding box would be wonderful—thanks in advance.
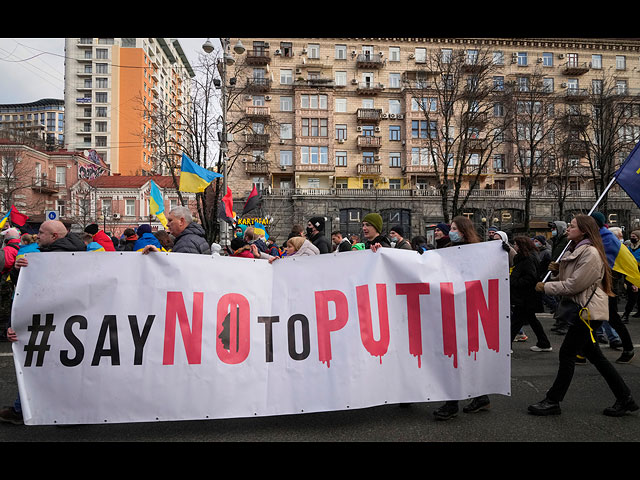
[202,38,245,249]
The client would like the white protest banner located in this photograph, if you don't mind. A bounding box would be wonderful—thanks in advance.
[11,241,511,425]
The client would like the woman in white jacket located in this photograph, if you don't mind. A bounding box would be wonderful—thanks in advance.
[268,236,319,263]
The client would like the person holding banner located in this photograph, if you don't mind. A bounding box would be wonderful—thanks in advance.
[306,217,332,254]
[433,216,491,420]
[363,213,391,251]
[142,207,210,255]
[529,215,638,417]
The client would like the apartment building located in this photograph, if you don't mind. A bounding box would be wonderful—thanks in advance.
[0,99,65,147]
[63,38,195,176]
[225,38,640,241]
[69,174,197,238]
[0,140,104,231]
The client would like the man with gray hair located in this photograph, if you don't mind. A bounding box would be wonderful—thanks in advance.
[142,206,210,254]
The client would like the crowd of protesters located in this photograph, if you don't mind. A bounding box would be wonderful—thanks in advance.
[0,204,638,424]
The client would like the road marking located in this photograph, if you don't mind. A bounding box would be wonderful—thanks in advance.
[0,353,13,357]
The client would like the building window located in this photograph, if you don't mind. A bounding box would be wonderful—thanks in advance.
[55,166,66,186]
[335,71,347,86]
[308,44,320,59]
[517,52,528,66]
[307,178,320,188]
[336,151,347,166]
[125,199,135,216]
[280,42,293,57]
[300,146,328,164]
[389,47,400,62]
[280,69,293,84]
[280,150,292,166]
[335,44,347,60]
[414,48,426,63]
[301,94,327,109]
[335,98,347,112]
[362,179,374,189]
[542,52,553,67]
[302,118,328,137]
[336,124,347,141]
[616,55,626,70]
[591,54,602,69]
[280,123,292,139]
[390,152,401,167]
[389,125,401,141]
[280,96,293,111]
[388,73,401,88]
[388,99,401,114]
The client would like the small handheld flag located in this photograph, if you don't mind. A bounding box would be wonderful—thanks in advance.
[179,153,223,193]
[0,208,11,230]
[149,180,168,228]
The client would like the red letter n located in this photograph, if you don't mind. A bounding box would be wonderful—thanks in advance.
[465,279,500,358]
[163,292,203,365]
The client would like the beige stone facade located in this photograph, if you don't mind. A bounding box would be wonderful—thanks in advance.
[224,38,640,242]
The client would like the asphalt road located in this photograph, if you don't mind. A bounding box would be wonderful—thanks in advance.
[0,312,638,442]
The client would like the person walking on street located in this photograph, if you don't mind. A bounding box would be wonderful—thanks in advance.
[510,236,552,352]
[528,215,638,417]
[433,216,491,420]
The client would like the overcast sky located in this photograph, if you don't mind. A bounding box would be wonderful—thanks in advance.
[0,38,210,104]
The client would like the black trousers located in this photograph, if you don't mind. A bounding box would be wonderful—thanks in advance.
[546,319,631,403]
[609,296,634,352]
[623,283,639,316]
[510,305,551,349]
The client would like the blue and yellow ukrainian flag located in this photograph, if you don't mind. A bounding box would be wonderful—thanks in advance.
[179,153,223,193]
[601,227,640,287]
[253,221,269,241]
[615,141,640,208]
[149,180,168,228]
[0,207,12,230]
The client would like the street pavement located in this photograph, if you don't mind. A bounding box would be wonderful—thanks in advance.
[0,311,638,442]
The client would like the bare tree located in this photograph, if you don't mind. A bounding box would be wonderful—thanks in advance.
[403,47,511,221]
[507,68,562,232]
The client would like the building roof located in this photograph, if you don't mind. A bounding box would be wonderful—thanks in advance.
[87,175,178,189]
[0,98,64,109]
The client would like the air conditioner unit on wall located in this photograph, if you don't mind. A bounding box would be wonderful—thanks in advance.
[113,213,121,219]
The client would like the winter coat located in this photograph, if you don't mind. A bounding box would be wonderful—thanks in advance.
[310,232,332,254]
[91,230,116,251]
[510,253,543,312]
[365,234,391,249]
[133,232,164,252]
[549,221,569,261]
[543,240,610,321]
[291,239,320,257]
[336,238,352,252]
[435,236,451,249]
[394,238,413,250]
[0,238,20,274]
[172,222,211,254]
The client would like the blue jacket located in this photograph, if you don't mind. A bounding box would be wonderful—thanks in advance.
[133,232,164,252]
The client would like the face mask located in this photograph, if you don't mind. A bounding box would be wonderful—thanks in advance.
[534,241,542,248]
[449,231,462,243]
[551,230,557,237]
[306,227,314,237]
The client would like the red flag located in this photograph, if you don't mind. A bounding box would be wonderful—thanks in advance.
[9,205,29,226]
[241,185,260,216]
[218,187,235,225]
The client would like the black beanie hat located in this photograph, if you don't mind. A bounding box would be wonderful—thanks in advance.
[84,223,99,235]
[390,225,404,237]
[309,216,325,232]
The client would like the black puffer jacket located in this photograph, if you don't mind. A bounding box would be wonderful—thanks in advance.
[510,252,543,312]
[310,232,332,254]
[172,222,211,254]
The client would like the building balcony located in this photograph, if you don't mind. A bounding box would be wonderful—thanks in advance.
[357,163,381,175]
[31,177,59,193]
[562,61,590,75]
[245,50,271,65]
[295,163,334,173]
[564,88,590,101]
[244,160,270,175]
[403,164,437,174]
[356,82,384,95]
[244,133,270,147]
[356,53,384,69]
[294,78,335,88]
[357,135,382,149]
[246,77,272,92]
[357,108,383,123]
[245,106,270,119]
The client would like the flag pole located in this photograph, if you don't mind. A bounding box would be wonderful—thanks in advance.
[542,175,618,282]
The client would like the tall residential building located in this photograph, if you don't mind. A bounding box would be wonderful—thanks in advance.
[63,38,195,176]
[225,38,640,241]
[0,98,65,147]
